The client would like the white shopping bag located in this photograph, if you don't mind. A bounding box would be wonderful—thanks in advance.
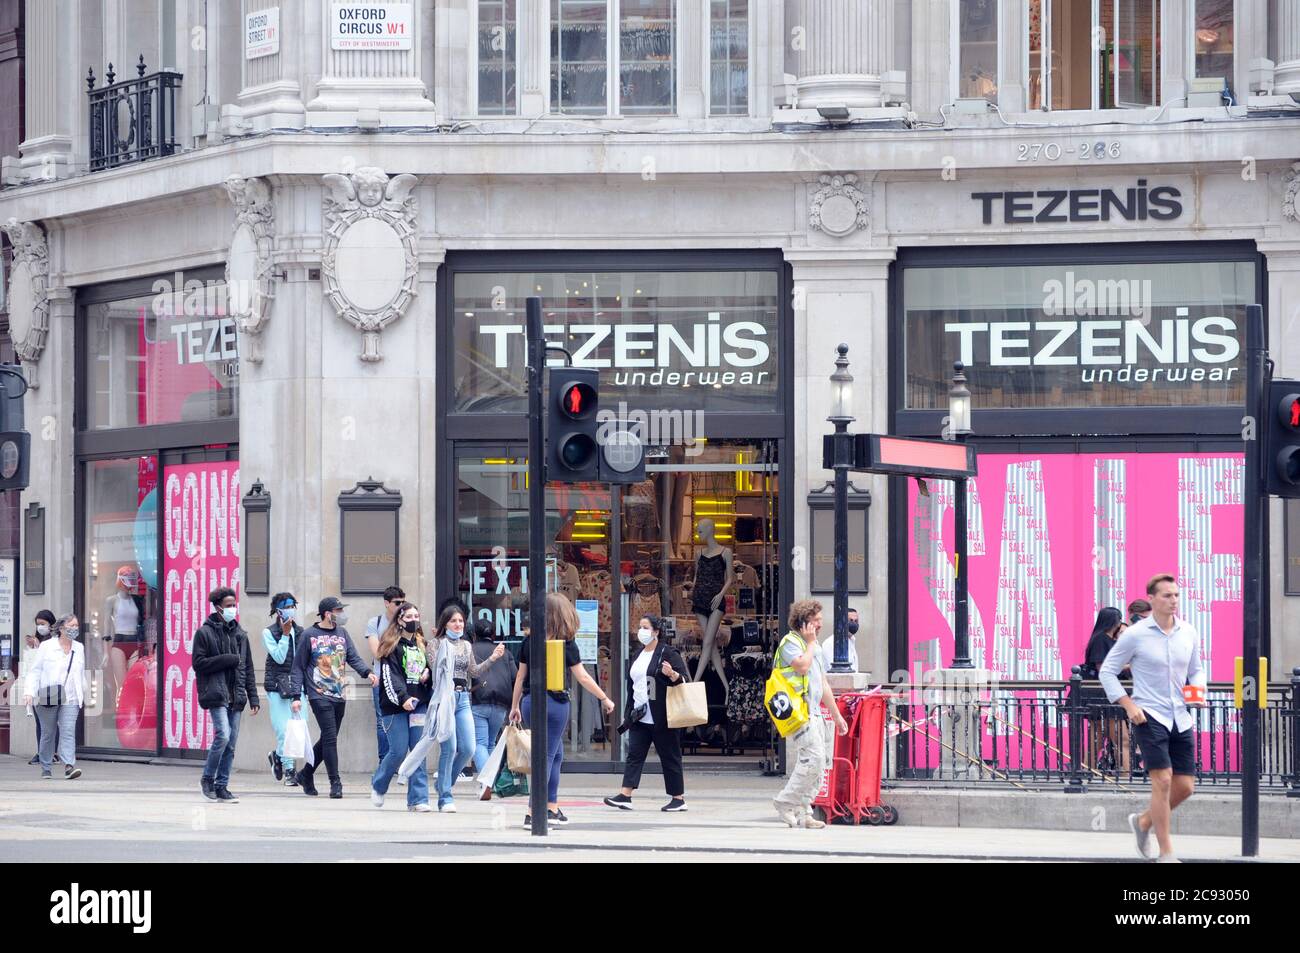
[475,730,509,790]
[283,715,314,766]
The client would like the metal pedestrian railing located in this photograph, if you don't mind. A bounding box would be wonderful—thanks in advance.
[87,56,182,172]
[880,668,1300,794]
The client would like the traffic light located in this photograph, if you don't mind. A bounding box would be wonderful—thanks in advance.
[1267,379,1300,497]
[547,368,600,482]
[598,419,646,485]
[0,364,29,492]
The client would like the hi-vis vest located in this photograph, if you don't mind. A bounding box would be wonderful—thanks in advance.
[775,631,811,700]
[765,631,812,738]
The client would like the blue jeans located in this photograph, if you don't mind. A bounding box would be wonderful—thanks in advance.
[201,705,242,788]
[436,690,475,806]
[521,694,570,805]
[36,703,78,770]
[472,703,508,775]
[371,707,430,807]
[372,683,390,765]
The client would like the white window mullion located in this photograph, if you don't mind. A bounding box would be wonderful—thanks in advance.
[1090,0,1099,110]
[610,0,618,115]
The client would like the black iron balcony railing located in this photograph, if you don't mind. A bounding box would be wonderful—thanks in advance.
[87,55,182,172]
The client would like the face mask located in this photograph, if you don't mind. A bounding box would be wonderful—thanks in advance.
[36,624,50,637]
[446,627,464,640]
[636,627,654,646]
[847,621,859,636]
[403,620,420,634]
[332,611,349,626]
[278,607,296,622]
[65,628,79,641]
[222,606,238,623]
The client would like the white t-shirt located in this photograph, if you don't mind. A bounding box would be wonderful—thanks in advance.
[819,635,858,674]
[630,649,654,724]
[112,593,140,636]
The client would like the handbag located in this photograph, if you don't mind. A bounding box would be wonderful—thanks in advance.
[37,651,74,707]
[666,655,709,729]
[505,723,532,774]
[493,765,530,799]
[764,633,811,738]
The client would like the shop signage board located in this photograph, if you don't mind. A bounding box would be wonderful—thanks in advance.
[330,3,413,50]
[245,7,280,59]
[162,461,241,751]
[907,452,1243,684]
[575,599,599,664]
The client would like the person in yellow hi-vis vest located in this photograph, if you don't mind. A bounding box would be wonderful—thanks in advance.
[773,600,848,829]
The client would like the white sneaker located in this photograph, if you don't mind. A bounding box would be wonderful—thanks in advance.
[370,788,384,809]
[1156,854,1181,863]
[408,803,433,813]
[773,799,799,828]
[439,801,458,813]
[1128,813,1155,859]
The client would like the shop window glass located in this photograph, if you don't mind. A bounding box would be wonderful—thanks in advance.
[452,269,780,415]
[551,0,677,115]
[709,0,748,115]
[1193,0,1233,81]
[86,283,238,430]
[81,455,159,752]
[1107,0,1160,107]
[958,0,999,103]
[902,259,1254,410]
[478,0,519,115]
[1028,0,1160,110]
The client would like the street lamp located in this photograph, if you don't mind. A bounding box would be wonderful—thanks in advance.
[948,361,974,669]
[829,344,855,673]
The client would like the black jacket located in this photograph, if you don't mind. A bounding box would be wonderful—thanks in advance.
[264,622,303,696]
[471,638,518,709]
[193,613,258,711]
[622,640,688,730]
[376,635,433,715]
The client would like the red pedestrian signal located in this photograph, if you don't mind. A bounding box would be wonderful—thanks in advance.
[547,370,600,482]
[1267,381,1300,497]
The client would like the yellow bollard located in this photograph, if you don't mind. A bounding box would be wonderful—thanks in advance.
[546,639,565,693]
[1260,657,1269,709]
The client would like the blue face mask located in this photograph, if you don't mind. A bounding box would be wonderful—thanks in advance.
[278,607,297,622]
[222,606,238,623]
[446,626,464,640]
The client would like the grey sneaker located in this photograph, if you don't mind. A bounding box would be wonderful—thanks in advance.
[1128,813,1155,859]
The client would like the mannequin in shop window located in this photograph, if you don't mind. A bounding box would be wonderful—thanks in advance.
[690,519,734,696]
[103,566,146,712]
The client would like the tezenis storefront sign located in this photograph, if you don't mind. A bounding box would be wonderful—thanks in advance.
[971,180,1182,224]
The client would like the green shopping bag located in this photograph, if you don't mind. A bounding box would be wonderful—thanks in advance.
[493,765,529,799]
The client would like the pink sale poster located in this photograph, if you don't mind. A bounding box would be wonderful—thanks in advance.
[907,452,1243,683]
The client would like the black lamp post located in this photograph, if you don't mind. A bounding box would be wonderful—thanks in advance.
[948,361,974,669]
[829,344,855,673]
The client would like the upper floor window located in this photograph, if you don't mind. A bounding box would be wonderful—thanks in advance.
[478,0,519,115]
[551,0,677,116]
[1193,0,1233,81]
[957,0,999,103]
[710,0,749,115]
[1028,0,1164,110]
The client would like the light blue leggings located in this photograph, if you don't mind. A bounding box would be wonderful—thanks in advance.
[267,692,308,772]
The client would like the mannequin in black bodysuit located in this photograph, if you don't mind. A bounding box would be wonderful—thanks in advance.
[690,519,733,697]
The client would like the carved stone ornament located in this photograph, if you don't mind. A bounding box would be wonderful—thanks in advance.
[321,167,419,362]
[1284,161,1300,224]
[1,219,50,388]
[222,175,276,364]
[808,173,869,238]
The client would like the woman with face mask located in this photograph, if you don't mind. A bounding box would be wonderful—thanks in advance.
[470,618,516,800]
[24,614,86,780]
[371,602,434,812]
[431,605,505,812]
[23,610,58,765]
[603,615,689,813]
[262,592,307,786]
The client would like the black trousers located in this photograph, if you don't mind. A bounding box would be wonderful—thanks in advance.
[621,721,685,797]
[305,697,346,782]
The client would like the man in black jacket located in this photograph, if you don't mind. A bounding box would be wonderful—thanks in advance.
[193,587,259,802]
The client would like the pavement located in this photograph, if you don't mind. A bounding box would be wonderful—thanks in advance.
[2,755,1296,863]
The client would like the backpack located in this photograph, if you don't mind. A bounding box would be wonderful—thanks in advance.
[764,632,811,738]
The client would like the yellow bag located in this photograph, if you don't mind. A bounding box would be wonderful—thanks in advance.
[765,633,811,738]
[546,639,566,693]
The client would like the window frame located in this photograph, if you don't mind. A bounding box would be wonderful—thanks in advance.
[1189,0,1235,82]
[953,0,1004,106]
[547,0,680,117]
[705,0,752,117]
[470,0,523,117]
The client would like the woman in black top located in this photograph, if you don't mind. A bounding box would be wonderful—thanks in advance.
[371,602,434,812]
[1080,606,1130,771]
[604,615,689,813]
[509,593,615,828]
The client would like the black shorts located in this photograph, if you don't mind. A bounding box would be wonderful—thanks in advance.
[1133,713,1196,776]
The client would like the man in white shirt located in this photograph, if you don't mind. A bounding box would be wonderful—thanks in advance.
[1099,573,1206,864]
[819,608,859,674]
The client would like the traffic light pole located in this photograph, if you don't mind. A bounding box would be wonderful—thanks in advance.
[526,297,549,836]
[1242,302,1264,858]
